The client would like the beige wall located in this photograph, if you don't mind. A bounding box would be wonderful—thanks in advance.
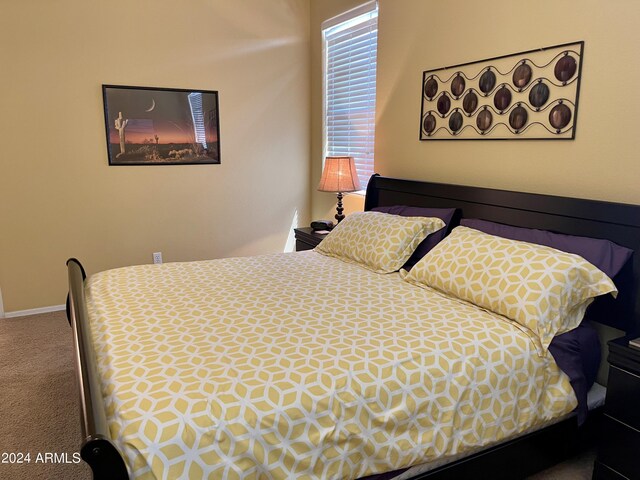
[5,0,640,311]
[0,0,310,312]
[376,0,640,204]
[311,0,640,218]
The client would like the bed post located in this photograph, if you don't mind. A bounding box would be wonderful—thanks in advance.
[66,258,129,480]
[363,173,380,211]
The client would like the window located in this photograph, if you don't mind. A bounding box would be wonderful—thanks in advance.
[322,1,378,190]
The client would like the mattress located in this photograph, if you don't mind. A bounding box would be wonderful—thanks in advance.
[85,250,577,479]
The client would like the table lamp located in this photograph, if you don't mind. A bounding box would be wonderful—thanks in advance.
[317,156,361,223]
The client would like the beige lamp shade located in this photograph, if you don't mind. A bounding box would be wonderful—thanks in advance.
[317,156,361,193]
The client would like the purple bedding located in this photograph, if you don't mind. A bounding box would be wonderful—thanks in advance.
[459,218,633,279]
[548,321,601,425]
[371,205,458,270]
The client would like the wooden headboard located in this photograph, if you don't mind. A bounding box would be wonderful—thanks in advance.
[364,174,640,334]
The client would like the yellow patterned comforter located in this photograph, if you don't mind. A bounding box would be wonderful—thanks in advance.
[86,251,576,480]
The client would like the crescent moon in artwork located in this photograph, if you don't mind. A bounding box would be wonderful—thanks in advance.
[145,99,156,112]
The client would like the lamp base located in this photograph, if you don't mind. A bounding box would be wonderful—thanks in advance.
[335,192,345,223]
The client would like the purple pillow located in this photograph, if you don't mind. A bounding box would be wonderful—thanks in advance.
[460,218,633,279]
[548,321,601,425]
[371,206,457,270]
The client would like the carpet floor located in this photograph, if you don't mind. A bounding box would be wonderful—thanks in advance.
[0,311,90,479]
[0,310,596,479]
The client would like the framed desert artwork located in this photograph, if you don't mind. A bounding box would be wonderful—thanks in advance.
[102,85,221,165]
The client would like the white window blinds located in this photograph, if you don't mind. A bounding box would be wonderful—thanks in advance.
[323,2,378,189]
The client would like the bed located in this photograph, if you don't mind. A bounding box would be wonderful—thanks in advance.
[66,175,640,480]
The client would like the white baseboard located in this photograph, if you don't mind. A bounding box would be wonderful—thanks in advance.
[4,304,66,319]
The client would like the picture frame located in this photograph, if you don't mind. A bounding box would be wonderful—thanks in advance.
[102,85,221,165]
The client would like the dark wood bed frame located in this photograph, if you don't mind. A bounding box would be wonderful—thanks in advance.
[67,175,640,480]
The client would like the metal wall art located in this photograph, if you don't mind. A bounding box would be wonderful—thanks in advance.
[420,41,583,140]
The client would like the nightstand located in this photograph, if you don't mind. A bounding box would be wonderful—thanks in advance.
[294,227,328,251]
[593,336,640,479]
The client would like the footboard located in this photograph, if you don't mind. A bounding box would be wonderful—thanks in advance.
[66,258,129,480]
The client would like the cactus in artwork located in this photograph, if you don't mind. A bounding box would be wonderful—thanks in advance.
[114,111,129,157]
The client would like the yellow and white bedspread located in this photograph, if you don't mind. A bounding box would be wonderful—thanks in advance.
[86,251,576,480]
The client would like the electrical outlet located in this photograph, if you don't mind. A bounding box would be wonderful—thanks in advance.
[153,252,163,264]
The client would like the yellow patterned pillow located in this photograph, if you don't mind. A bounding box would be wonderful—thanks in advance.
[403,226,617,350]
[315,211,445,273]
